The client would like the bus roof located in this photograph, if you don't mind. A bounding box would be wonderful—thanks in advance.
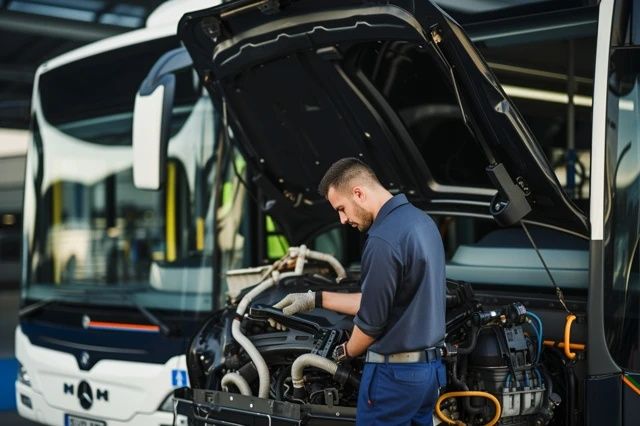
[33,0,215,79]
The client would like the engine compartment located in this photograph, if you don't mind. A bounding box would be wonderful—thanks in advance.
[179,247,581,425]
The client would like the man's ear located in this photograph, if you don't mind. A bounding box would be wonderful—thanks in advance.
[352,186,366,203]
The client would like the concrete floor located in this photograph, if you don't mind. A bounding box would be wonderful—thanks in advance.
[0,289,18,358]
[1,290,36,424]
[0,411,40,426]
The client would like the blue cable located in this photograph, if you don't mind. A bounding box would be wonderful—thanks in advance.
[506,313,544,393]
[527,312,544,363]
[526,317,541,363]
[534,368,544,388]
[527,311,544,337]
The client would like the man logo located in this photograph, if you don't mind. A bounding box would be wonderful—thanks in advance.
[64,383,74,395]
[65,381,108,408]
[80,351,90,368]
[77,380,93,410]
[97,389,109,402]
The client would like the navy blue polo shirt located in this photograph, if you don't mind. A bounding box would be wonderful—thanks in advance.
[353,194,446,354]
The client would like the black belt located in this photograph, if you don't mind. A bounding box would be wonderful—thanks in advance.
[365,347,443,363]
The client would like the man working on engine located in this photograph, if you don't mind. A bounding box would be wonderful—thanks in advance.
[271,157,447,425]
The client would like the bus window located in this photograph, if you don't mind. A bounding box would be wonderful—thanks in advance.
[25,37,217,313]
[265,215,289,261]
[217,149,254,304]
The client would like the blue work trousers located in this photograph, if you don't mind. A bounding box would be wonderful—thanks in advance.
[356,360,446,426]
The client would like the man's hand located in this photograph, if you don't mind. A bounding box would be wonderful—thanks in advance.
[269,291,316,329]
[274,290,316,315]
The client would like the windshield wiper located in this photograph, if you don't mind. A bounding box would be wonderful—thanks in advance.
[19,298,58,318]
[18,288,108,318]
[85,287,178,337]
[133,303,175,336]
[20,287,177,336]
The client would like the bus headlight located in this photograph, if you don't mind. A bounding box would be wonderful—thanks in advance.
[17,363,31,387]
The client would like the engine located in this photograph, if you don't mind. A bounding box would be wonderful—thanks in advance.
[441,300,560,425]
[185,247,561,425]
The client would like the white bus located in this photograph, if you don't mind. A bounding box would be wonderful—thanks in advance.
[132,0,640,425]
[15,1,228,425]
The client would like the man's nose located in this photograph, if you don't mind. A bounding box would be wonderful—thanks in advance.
[339,212,348,225]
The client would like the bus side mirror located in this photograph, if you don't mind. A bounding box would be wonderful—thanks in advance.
[133,47,193,190]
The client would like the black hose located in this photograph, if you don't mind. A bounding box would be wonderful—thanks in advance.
[450,359,484,416]
[460,356,485,416]
[333,363,361,389]
[238,362,258,384]
[450,360,466,390]
[541,365,553,396]
[451,332,485,418]
[457,326,480,355]
[546,347,571,426]
[533,365,558,425]
[347,372,361,389]
[567,363,577,426]
[275,368,288,401]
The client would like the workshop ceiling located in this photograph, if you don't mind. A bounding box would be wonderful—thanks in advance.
[0,0,163,129]
[0,0,596,130]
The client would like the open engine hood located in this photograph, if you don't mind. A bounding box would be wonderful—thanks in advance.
[178,0,589,243]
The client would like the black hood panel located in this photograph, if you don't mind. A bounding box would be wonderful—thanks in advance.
[179,0,588,243]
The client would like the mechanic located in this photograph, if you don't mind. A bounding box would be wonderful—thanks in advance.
[272,157,447,425]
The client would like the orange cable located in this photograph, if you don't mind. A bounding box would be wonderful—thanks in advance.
[436,391,501,426]
[623,375,640,397]
[543,340,585,351]
[564,314,577,359]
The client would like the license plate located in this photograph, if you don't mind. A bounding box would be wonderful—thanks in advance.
[65,414,106,426]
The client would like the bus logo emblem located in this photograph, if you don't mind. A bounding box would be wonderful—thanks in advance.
[80,351,90,368]
[77,380,93,410]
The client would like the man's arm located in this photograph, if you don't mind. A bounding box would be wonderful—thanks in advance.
[345,325,375,358]
[319,291,361,316]
[321,293,376,359]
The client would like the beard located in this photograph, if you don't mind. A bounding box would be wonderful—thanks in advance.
[351,203,374,232]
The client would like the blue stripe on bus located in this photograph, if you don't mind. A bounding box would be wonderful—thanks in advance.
[0,358,18,411]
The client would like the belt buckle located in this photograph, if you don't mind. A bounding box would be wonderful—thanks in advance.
[425,347,442,362]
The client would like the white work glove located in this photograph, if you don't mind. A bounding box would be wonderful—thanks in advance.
[268,291,316,330]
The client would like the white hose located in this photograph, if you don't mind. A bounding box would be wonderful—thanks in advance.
[305,250,347,281]
[291,354,339,389]
[232,277,275,399]
[231,246,310,399]
[231,320,270,397]
[291,245,307,275]
[288,245,347,282]
[230,246,347,399]
[221,372,252,396]
[236,277,275,317]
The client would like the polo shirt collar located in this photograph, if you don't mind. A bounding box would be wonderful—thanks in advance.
[368,194,408,234]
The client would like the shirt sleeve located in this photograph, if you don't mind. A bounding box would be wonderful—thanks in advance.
[353,236,402,338]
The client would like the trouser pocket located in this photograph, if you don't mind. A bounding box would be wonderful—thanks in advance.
[364,364,378,406]
[357,363,378,408]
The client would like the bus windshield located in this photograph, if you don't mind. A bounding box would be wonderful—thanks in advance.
[22,37,218,314]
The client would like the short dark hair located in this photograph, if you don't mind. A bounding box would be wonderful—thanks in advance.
[318,157,379,197]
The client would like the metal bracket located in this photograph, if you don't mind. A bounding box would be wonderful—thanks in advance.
[201,17,221,41]
[258,0,282,15]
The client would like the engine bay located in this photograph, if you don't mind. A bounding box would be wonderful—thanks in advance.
[178,246,581,426]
